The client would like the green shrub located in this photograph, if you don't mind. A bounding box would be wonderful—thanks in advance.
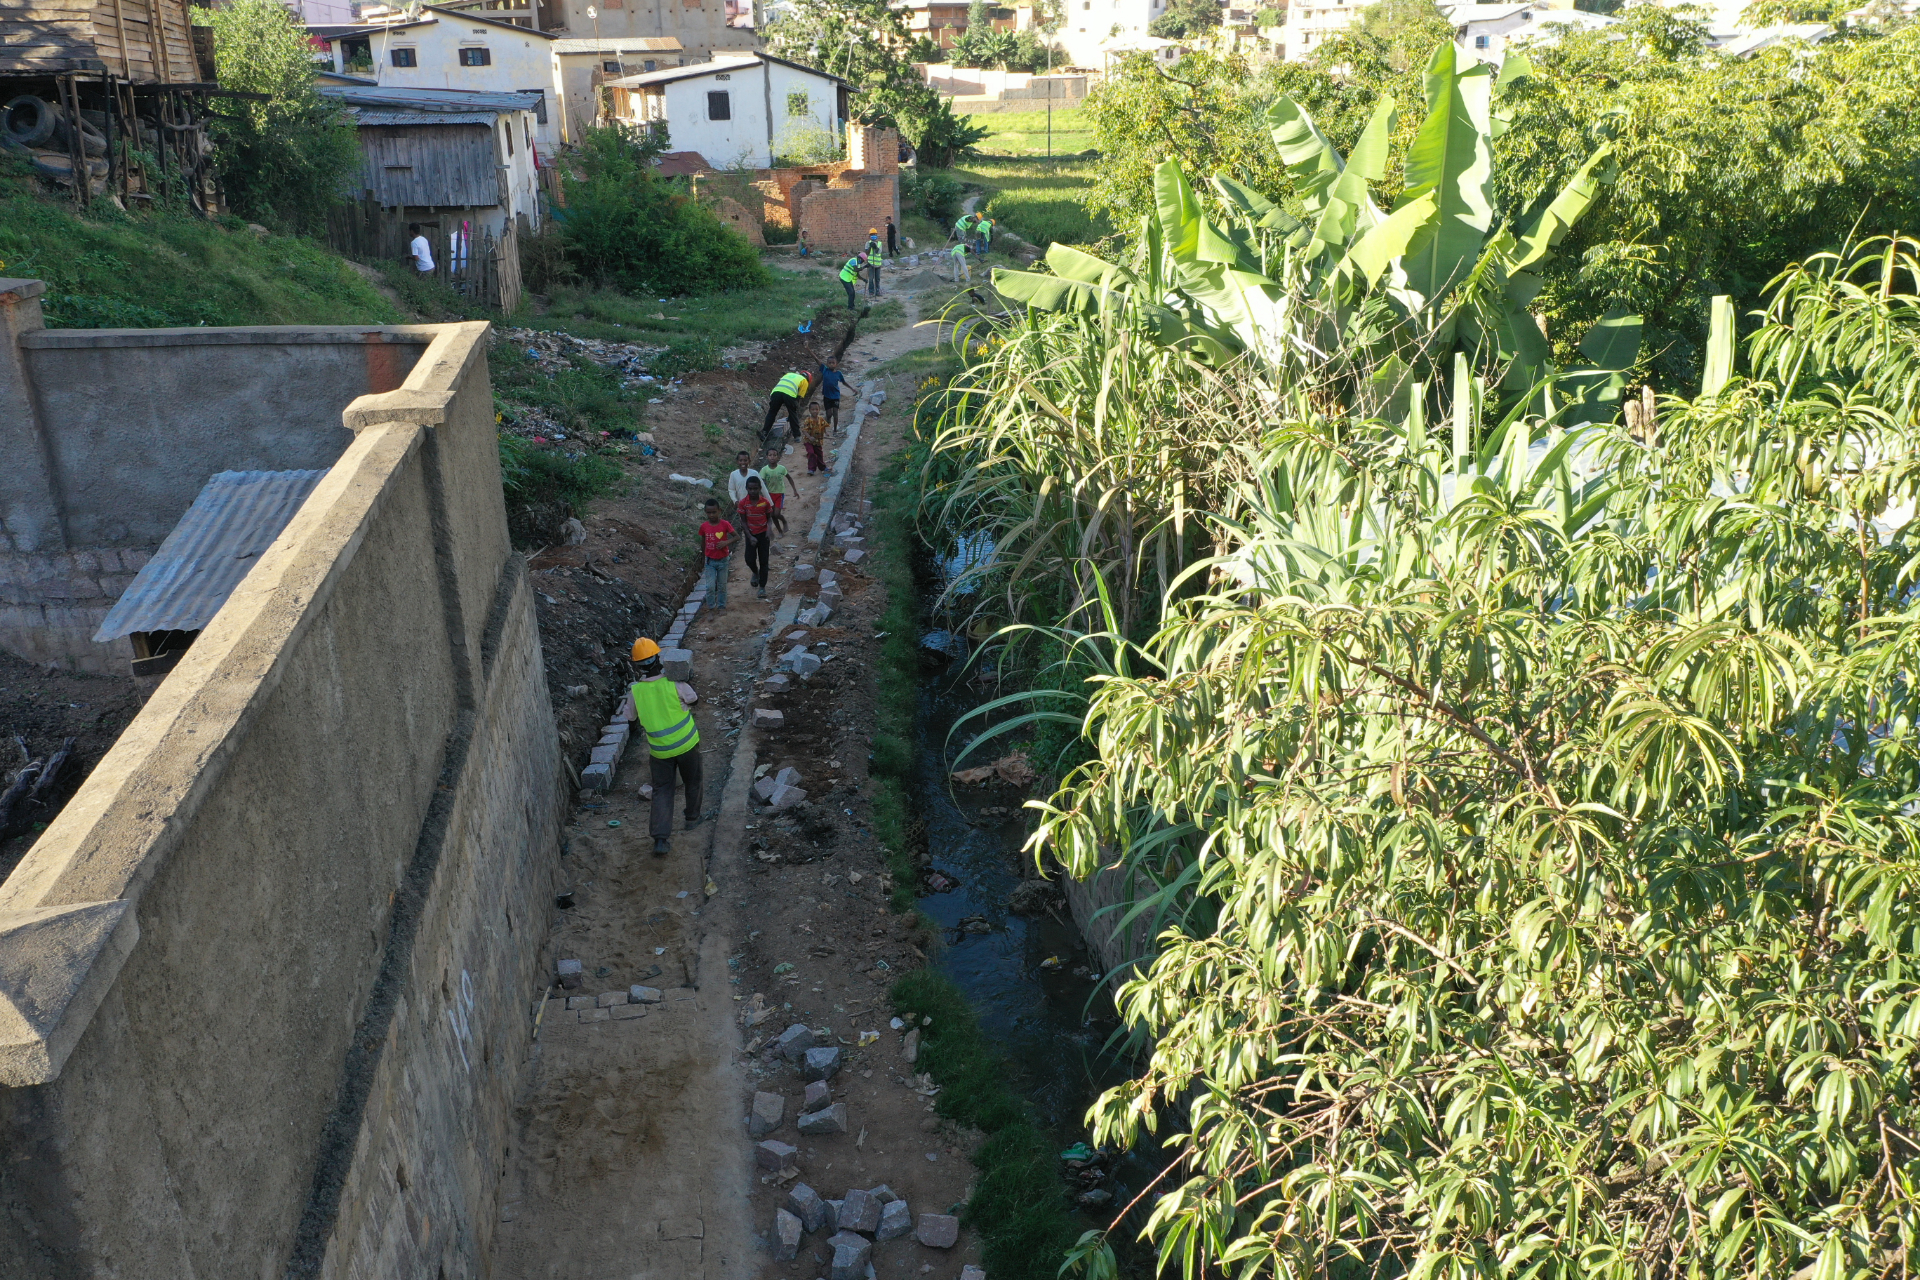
[902,167,967,223]
[559,128,772,296]
[648,335,722,377]
[490,341,644,435]
[205,0,361,232]
[497,433,622,546]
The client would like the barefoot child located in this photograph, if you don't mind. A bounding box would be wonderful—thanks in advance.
[803,407,829,475]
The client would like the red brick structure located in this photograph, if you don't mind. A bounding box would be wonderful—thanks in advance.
[688,123,900,253]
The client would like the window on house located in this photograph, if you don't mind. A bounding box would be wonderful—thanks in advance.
[603,60,621,72]
[459,47,492,65]
[1473,33,1488,45]
[787,90,809,116]
[707,90,731,120]
[643,59,657,70]
[391,47,417,66]
[504,120,514,154]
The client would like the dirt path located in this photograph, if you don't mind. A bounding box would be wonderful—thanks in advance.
[490,277,990,1280]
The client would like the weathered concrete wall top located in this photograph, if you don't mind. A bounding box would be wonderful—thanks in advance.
[20,322,434,548]
[0,312,564,1278]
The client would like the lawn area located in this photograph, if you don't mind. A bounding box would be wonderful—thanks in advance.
[963,107,1097,158]
[949,156,1112,250]
[528,267,844,348]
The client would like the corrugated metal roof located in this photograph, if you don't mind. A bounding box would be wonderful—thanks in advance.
[604,52,852,89]
[350,110,502,126]
[316,83,541,113]
[551,36,684,52]
[94,471,329,643]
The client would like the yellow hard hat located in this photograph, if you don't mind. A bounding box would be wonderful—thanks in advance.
[870,227,878,233]
[632,637,661,662]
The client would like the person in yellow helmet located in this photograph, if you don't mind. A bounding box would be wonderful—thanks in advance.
[864,229,883,297]
[629,637,702,855]
[762,368,812,442]
[838,250,866,310]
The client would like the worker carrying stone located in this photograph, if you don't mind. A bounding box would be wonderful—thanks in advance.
[838,251,868,311]
[628,637,703,856]
[762,368,812,442]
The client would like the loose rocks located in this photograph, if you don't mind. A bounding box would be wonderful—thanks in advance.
[787,1182,828,1233]
[750,1091,785,1137]
[803,1079,831,1111]
[837,1187,882,1234]
[774,1208,802,1260]
[876,1198,912,1241]
[796,1102,848,1135]
[961,1267,987,1280]
[755,1140,798,1172]
[753,707,785,728]
[916,1213,960,1248]
[801,1045,843,1080]
[827,1231,873,1280]
[775,1023,817,1061]
[629,984,663,1003]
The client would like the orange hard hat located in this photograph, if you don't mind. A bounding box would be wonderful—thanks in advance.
[632,637,661,662]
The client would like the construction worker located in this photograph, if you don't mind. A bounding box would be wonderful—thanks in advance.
[976,215,993,256]
[839,250,866,310]
[865,230,883,296]
[763,368,811,441]
[628,638,702,856]
[952,211,975,244]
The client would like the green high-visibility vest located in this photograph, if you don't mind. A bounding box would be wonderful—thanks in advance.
[954,215,974,234]
[840,256,862,283]
[774,371,809,399]
[630,678,698,758]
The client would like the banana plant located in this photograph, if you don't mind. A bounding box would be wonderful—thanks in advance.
[994,42,1641,429]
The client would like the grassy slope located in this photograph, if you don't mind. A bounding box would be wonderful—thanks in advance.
[950,156,1111,250]
[964,107,1097,157]
[0,175,399,329]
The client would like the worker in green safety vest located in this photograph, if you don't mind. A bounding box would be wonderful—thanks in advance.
[762,368,812,441]
[629,637,703,855]
[838,251,866,310]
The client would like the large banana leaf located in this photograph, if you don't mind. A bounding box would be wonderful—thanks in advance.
[1395,42,1496,308]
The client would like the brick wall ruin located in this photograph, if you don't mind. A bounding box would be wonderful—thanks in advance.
[690,123,901,253]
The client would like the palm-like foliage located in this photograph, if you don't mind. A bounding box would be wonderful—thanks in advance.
[1033,239,1920,1279]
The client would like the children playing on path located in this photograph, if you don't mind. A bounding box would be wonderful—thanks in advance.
[726,450,760,506]
[698,498,733,609]
[736,476,775,599]
[760,446,790,535]
[803,407,829,475]
[818,357,846,432]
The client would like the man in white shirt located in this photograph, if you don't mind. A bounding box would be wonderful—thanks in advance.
[408,223,434,273]
[726,451,760,507]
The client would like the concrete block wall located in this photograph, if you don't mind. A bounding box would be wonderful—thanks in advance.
[0,277,436,672]
[797,174,901,253]
[0,316,566,1278]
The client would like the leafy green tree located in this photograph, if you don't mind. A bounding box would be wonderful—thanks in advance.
[1340,0,1453,71]
[558,127,769,295]
[205,0,360,232]
[1148,0,1225,38]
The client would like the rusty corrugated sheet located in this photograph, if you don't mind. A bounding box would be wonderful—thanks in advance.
[93,470,329,643]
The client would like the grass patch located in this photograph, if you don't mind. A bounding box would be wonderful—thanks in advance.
[950,157,1112,250]
[0,184,399,328]
[890,968,1082,1280]
[491,341,648,436]
[965,107,1098,158]
[528,267,842,347]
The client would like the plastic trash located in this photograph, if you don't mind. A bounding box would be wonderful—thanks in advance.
[1060,1143,1095,1162]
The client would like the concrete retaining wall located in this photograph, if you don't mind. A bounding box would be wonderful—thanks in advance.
[0,315,565,1279]
[0,277,437,672]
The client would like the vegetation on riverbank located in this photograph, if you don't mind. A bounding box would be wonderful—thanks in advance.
[951,157,1111,249]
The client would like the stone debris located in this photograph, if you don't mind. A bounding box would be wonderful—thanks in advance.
[787,1182,828,1233]
[755,1140,798,1172]
[774,766,803,788]
[768,782,808,809]
[803,1079,831,1111]
[843,548,867,564]
[753,776,780,801]
[578,1007,610,1022]
[961,1267,987,1280]
[801,1045,843,1081]
[819,583,845,608]
[557,958,583,989]
[903,1028,920,1064]
[774,1208,802,1260]
[595,989,627,1007]
[916,1213,960,1249]
[630,984,663,1003]
[750,1091,786,1137]
[828,1230,873,1280]
[609,1003,647,1021]
[661,647,693,680]
[824,1199,845,1233]
[753,708,785,728]
[776,1023,817,1061]
[792,563,818,582]
[818,570,839,591]
[798,605,833,628]
[869,1184,897,1204]
[796,1102,848,1135]
[836,1188,882,1234]
[565,994,594,1010]
[764,672,791,690]
[875,1198,912,1241]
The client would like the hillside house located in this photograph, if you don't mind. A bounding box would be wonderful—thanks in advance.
[550,36,687,144]
[310,6,561,151]
[603,52,848,170]
[535,0,758,56]
[684,122,901,252]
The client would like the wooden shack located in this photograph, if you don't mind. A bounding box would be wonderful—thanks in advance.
[0,0,219,209]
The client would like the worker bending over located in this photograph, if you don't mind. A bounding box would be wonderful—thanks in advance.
[629,638,702,856]
[762,369,811,442]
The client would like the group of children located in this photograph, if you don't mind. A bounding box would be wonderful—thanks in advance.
[696,356,846,609]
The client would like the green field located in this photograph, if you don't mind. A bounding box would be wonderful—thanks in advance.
[963,107,1097,158]
[951,155,1112,250]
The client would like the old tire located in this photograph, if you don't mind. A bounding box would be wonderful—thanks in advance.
[3,96,58,148]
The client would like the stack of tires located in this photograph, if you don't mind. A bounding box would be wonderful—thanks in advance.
[3,95,110,189]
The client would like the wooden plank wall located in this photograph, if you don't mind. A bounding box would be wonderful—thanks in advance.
[359,124,499,208]
[0,0,200,80]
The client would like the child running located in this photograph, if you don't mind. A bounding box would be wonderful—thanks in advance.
[760,446,790,535]
[736,476,776,599]
[697,497,733,610]
[803,407,829,475]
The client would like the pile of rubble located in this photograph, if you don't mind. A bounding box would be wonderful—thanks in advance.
[751,1023,977,1280]
[497,326,680,393]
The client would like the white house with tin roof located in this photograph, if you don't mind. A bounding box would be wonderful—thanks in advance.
[602,52,850,169]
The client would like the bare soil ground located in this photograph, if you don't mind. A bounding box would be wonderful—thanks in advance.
[492,275,997,1279]
[0,651,146,882]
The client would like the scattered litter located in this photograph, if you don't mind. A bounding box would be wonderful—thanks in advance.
[890,1017,905,1030]
[774,962,795,974]
[1061,1143,1095,1162]
[607,819,622,828]
[670,474,714,488]
[858,1030,880,1046]
[1040,956,1065,971]
[654,947,667,955]
[705,879,718,896]
[676,890,690,898]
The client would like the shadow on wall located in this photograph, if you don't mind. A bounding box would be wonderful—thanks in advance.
[0,284,566,1280]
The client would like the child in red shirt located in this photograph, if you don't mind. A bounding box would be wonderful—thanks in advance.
[698,497,733,609]
[736,477,775,599]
